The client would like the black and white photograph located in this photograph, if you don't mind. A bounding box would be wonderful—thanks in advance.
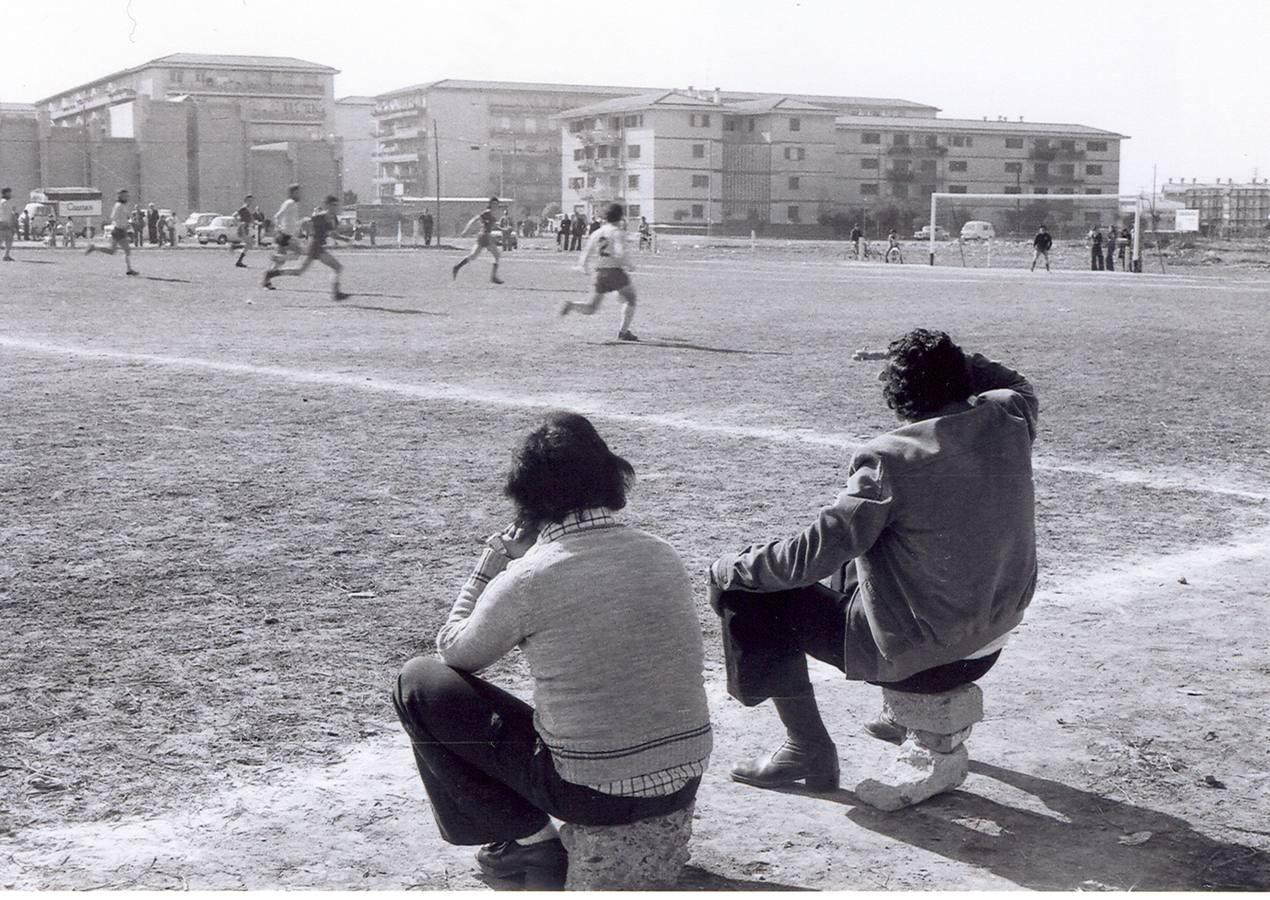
[2,0,1268,892]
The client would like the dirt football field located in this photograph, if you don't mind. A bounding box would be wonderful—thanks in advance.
[1,238,1268,891]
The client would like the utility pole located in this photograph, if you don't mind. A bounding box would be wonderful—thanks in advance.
[434,120,441,240]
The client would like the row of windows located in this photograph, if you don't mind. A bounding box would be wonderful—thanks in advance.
[863,158,1105,176]
[860,132,1111,152]
[858,183,1106,197]
[572,144,643,161]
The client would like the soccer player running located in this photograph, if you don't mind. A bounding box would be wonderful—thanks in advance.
[560,202,640,342]
[84,189,138,276]
[262,194,350,301]
[233,194,254,268]
[451,197,504,284]
[267,184,304,271]
[1031,225,1053,272]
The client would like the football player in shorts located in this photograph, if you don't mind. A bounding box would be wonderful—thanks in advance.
[84,189,138,275]
[451,197,504,284]
[262,194,350,301]
[266,184,303,274]
[560,202,639,342]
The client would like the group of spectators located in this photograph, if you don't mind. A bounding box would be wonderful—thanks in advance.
[1089,225,1131,271]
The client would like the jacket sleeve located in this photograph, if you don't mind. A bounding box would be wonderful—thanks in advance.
[966,352,1039,440]
[436,560,533,673]
[711,453,893,591]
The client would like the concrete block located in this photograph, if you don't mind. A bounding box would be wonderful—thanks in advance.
[882,683,983,734]
[910,724,974,753]
[854,741,969,811]
[560,804,694,890]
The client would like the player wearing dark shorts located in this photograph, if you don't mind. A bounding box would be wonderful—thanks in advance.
[84,188,138,275]
[263,194,350,301]
[560,202,639,341]
[451,197,503,284]
[234,195,254,267]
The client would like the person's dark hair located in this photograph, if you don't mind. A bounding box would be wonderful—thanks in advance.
[881,328,971,420]
[504,411,634,524]
[489,196,499,205]
[604,202,623,223]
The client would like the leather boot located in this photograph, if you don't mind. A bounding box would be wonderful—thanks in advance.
[731,740,840,791]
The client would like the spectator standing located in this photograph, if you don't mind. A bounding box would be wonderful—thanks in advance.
[570,212,586,251]
[147,203,160,245]
[368,219,377,247]
[0,187,17,261]
[1090,227,1104,271]
[19,207,30,242]
[557,214,570,252]
[420,211,434,246]
[63,215,77,249]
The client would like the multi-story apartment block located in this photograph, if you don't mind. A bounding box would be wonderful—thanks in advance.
[37,53,338,144]
[335,96,376,204]
[371,80,656,220]
[835,117,1126,235]
[1160,178,1270,236]
[560,91,839,229]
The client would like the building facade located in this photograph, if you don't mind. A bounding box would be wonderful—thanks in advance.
[335,96,376,204]
[1160,179,1270,236]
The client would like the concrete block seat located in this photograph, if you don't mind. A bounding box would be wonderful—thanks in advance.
[559,803,695,890]
[855,683,984,811]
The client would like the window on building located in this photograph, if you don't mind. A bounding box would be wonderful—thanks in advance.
[1033,187,1048,194]
[610,117,622,130]
[1059,163,1075,177]
[1005,137,1024,149]
[1086,164,1103,175]
[861,131,881,145]
[597,145,610,158]
[787,205,801,222]
[861,183,879,195]
[1005,161,1022,173]
[587,176,596,187]
[627,204,641,217]
[1087,188,1103,194]
[789,117,801,131]
[573,148,584,161]
[1004,185,1022,194]
[692,144,705,158]
[892,133,909,146]
[948,185,967,193]
[568,177,584,189]
[788,176,800,190]
[926,135,940,148]
[1087,140,1108,152]
[690,113,712,127]
[747,119,755,132]
[691,204,704,218]
[892,159,911,173]
[570,120,586,133]
[499,116,512,131]
[724,117,737,131]
[892,184,909,199]
[1034,163,1049,177]
[783,147,805,160]
[861,157,879,169]
[623,114,643,127]
[951,134,974,147]
[949,160,968,172]
[692,174,709,188]
[1057,187,1075,194]
[1060,140,1076,151]
[919,160,936,174]
[628,174,640,189]
[627,144,641,159]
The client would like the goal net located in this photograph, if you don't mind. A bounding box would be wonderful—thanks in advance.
[924,192,1145,270]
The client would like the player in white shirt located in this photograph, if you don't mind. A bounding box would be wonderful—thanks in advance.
[84,189,138,275]
[560,202,639,342]
[266,184,303,274]
[0,188,16,261]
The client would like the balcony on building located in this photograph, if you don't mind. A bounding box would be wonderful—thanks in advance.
[886,143,914,155]
[885,169,916,183]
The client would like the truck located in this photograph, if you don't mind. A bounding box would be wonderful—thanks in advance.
[22,188,104,238]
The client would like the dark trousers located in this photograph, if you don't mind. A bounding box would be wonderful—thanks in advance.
[392,656,699,846]
[1105,246,1115,271]
[717,584,1000,705]
[1091,247,1104,270]
[423,227,432,246]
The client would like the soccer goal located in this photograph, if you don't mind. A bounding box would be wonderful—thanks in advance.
[926,192,1144,270]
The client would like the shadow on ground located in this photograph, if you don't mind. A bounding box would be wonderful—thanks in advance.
[588,337,791,356]
[839,761,1269,890]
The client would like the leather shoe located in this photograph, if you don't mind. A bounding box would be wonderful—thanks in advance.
[863,710,907,745]
[731,740,840,792]
[475,838,567,885]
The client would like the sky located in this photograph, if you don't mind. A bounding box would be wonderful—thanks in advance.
[7,0,1269,195]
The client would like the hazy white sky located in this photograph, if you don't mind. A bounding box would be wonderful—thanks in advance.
[8,0,1268,194]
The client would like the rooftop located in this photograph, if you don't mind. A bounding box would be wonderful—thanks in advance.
[376,78,655,100]
[835,115,1127,139]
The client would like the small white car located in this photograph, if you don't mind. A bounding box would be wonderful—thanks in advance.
[914,224,951,240]
[184,212,218,237]
[196,216,241,245]
[960,220,996,241]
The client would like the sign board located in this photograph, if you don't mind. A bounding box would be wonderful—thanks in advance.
[1175,209,1200,232]
[60,199,101,216]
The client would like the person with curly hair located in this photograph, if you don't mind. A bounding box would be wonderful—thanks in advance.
[706,328,1039,793]
[392,411,711,887]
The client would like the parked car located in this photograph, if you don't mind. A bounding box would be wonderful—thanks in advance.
[960,220,996,241]
[336,212,361,239]
[184,212,218,237]
[913,224,951,240]
[491,228,518,250]
[196,215,240,245]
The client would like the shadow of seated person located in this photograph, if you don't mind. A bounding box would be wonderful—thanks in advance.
[843,760,1269,891]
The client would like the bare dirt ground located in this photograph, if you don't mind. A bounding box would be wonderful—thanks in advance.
[1,239,1268,890]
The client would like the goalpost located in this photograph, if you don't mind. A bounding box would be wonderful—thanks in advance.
[927,192,1144,269]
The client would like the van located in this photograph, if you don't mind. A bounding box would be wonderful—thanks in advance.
[960,220,996,241]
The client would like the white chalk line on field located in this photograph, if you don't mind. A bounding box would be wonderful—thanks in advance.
[2,335,1267,504]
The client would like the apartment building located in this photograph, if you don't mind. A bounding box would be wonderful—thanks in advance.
[835,117,1127,235]
[560,90,839,230]
[1161,178,1270,235]
[335,96,376,204]
[371,80,656,220]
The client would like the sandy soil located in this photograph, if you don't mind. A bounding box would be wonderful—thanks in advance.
[1,242,1267,890]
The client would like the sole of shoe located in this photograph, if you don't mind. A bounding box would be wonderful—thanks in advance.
[730,769,839,792]
[863,720,906,745]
